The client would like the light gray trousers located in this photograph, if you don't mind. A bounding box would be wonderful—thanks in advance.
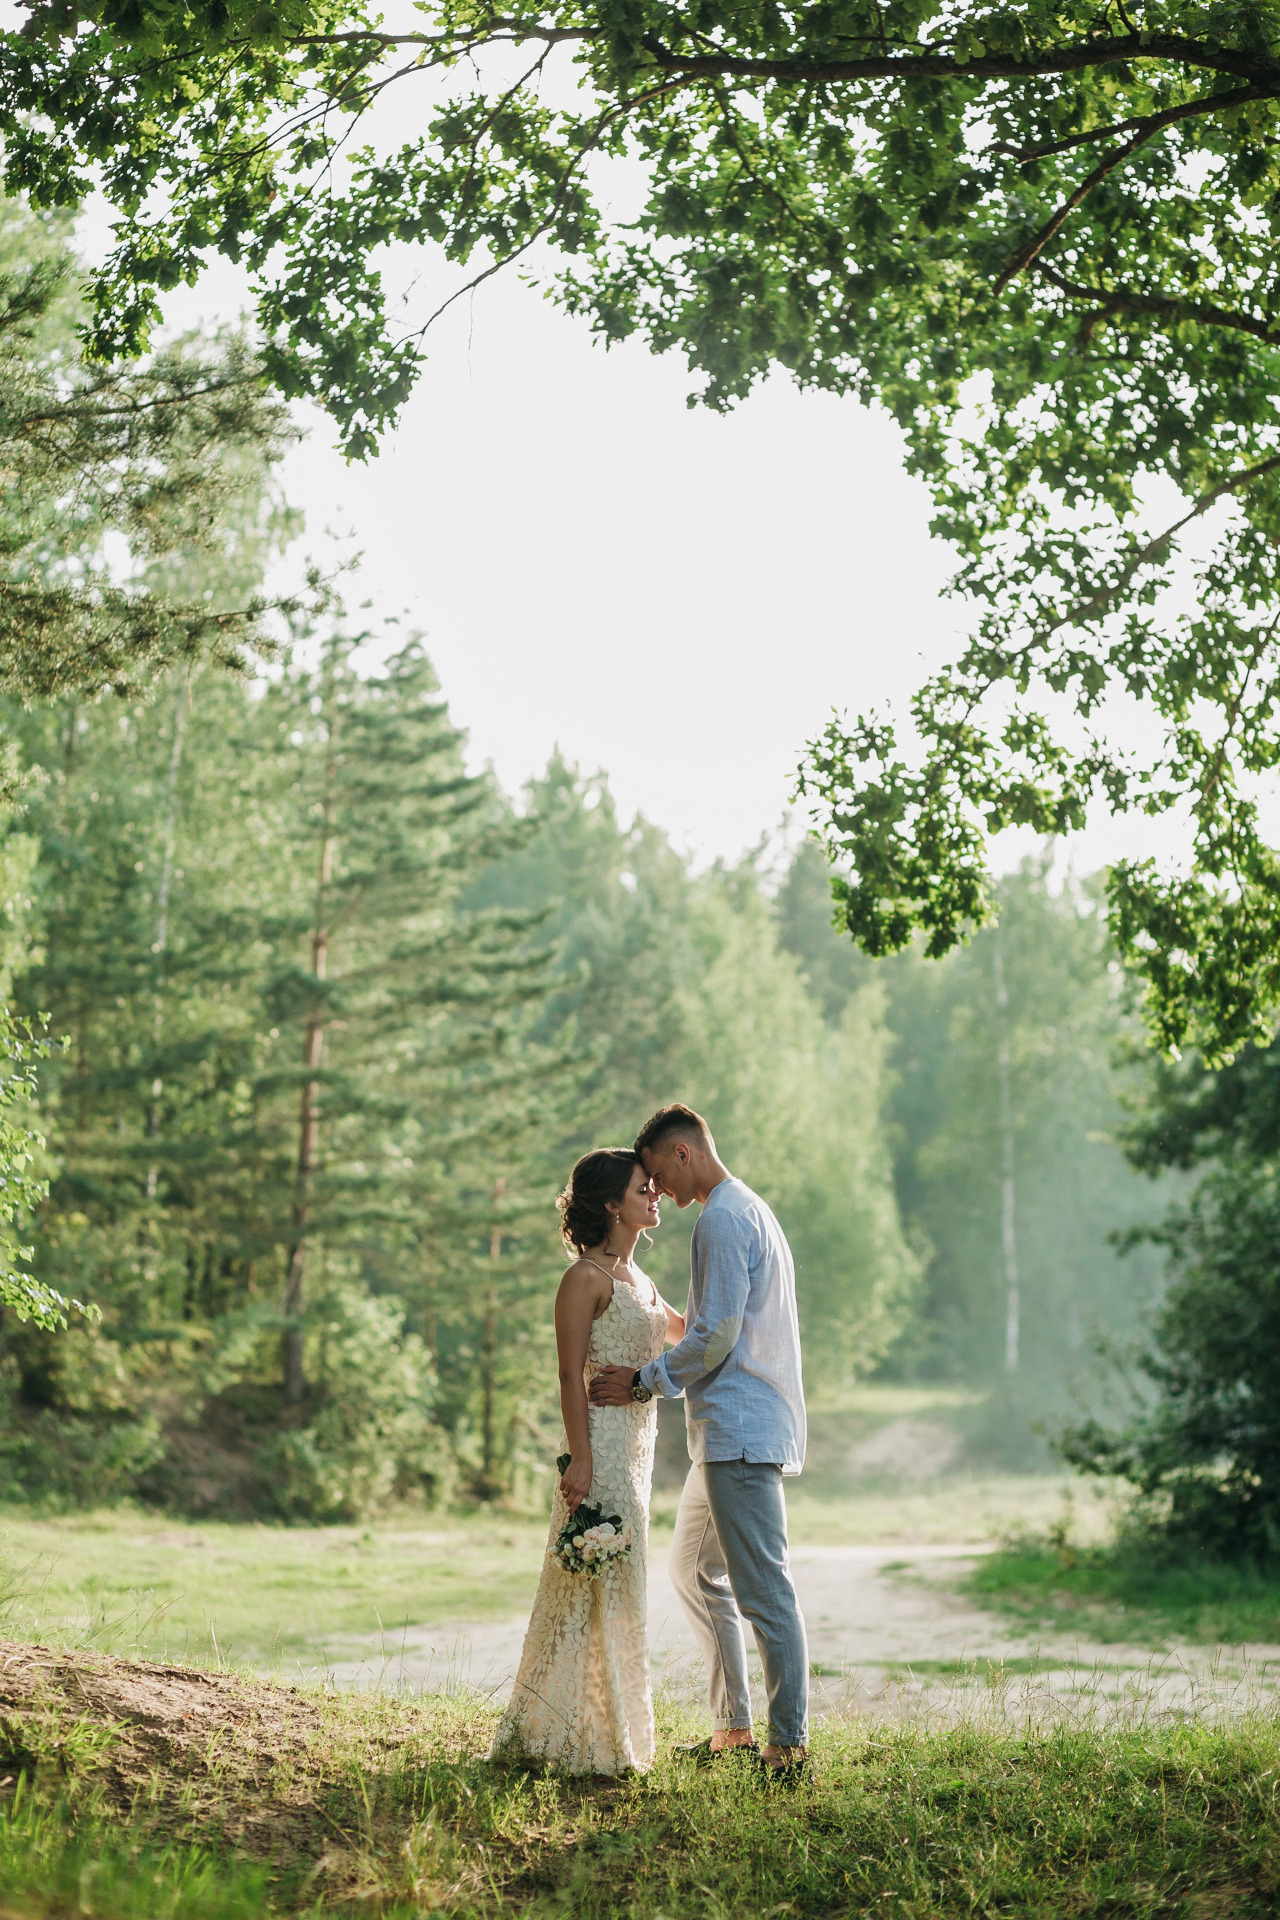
[668,1459,809,1749]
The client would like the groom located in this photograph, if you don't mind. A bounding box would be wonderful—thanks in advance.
[589,1103,809,1776]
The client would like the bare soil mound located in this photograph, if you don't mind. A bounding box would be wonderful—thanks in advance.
[0,1639,419,1869]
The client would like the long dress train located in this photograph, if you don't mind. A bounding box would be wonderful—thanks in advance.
[490,1275,667,1775]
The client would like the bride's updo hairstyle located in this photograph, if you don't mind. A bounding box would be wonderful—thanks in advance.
[557,1148,640,1254]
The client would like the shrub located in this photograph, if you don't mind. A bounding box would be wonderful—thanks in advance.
[2,1282,448,1521]
[253,1284,447,1522]
[1060,1160,1280,1559]
[0,1329,164,1508]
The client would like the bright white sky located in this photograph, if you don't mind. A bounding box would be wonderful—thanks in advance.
[267,280,961,865]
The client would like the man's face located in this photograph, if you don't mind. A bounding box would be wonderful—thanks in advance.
[642,1140,698,1208]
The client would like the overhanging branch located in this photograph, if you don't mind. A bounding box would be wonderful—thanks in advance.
[1049,450,1280,641]
[1032,259,1280,345]
[994,81,1280,292]
[995,79,1280,164]
[635,30,1278,87]
[289,22,1280,89]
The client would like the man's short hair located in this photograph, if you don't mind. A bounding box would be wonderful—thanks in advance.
[634,1104,711,1158]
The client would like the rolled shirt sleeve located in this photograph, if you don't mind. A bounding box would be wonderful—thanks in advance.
[638,1207,751,1400]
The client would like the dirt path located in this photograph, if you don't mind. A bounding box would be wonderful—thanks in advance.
[320,1545,994,1694]
[320,1545,1280,1721]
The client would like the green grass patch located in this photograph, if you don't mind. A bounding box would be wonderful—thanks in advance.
[809,1654,1116,1680]
[1,1640,1279,1917]
[0,1781,277,1920]
[0,1506,549,1666]
[967,1538,1280,1646]
[777,1472,1111,1546]
[880,1655,1108,1678]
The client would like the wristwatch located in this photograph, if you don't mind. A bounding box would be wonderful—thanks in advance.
[630,1369,653,1404]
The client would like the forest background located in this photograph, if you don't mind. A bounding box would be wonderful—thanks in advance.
[0,187,1179,1528]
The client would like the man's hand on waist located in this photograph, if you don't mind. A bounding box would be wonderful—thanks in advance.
[588,1365,645,1406]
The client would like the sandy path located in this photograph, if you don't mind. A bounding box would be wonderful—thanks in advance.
[322,1544,1000,1694]
[318,1544,1280,1721]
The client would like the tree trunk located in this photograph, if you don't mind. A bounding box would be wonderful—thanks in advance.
[145,675,188,1201]
[480,1178,505,1496]
[993,928,1020,1374]
[283,711,337,1404]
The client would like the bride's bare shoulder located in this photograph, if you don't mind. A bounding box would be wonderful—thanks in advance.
[557,1255,613,1312]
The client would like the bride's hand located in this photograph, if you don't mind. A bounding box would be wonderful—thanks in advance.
[560,1454,593,1514]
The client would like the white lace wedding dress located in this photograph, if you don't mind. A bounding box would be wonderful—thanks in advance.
[490,1274,668,1775]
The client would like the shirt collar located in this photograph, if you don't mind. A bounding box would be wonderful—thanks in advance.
[702,1175,741,1213]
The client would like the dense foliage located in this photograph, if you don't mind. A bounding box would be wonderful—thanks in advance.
[0,669,941,1515]
[0,192,291,704]
[0,2,1277,1050]
[780,842,1169,1452]
[1061,1160,1280,1559]
[0,650,1170,1512]
[0,640,577,1516]
[0,185,297,1341]
[1062,1027,1280,1559]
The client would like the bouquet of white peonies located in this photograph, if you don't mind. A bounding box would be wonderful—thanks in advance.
[551,1453,633,1578]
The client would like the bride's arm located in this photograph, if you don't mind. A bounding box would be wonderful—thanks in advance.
[659,1296,685,1343]
[555,1267,604,1514]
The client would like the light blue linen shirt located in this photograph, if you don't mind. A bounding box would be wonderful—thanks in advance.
[638,1175,806,1474]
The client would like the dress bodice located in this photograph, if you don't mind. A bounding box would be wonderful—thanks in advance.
[587,1275,668,1370]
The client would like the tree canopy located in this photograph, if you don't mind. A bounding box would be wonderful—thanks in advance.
[4,1,1279,1054]
[1062,1044,1280,1560]
[0,190,295,705]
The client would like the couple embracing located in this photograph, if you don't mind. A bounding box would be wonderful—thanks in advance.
[491,1104,809,1780]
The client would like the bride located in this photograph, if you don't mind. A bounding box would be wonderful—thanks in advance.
[490,1147,683,1774]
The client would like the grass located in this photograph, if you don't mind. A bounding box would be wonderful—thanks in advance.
[875,1655,1105,1678]
[966,1536,1280,1648]
[0,1506,550,1668]
[1,1640,1279,1917]
[1,1453,1279,1914]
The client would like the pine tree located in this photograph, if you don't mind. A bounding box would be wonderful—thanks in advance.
[0,177,295,1356]
[244,635,573,1418]
[2,632,582,1512]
